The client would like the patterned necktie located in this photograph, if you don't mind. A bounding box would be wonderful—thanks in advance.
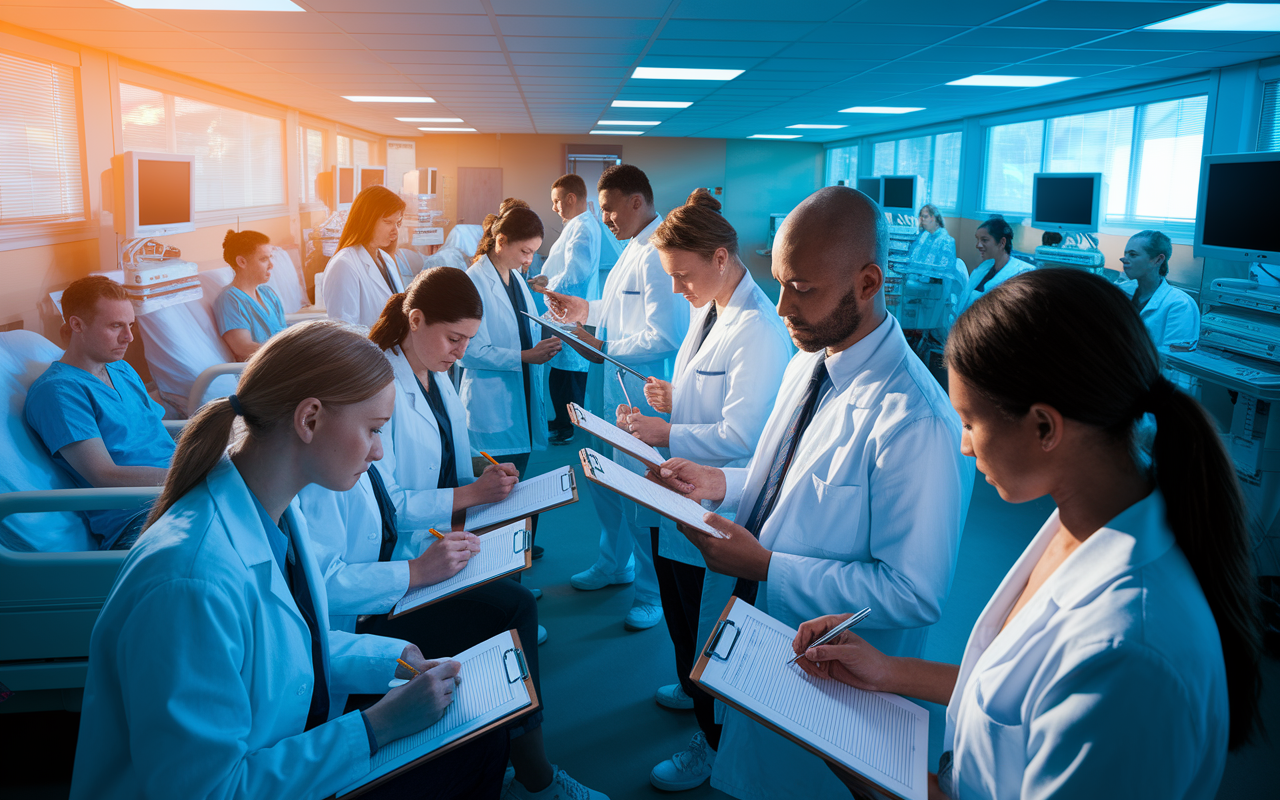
[734,355,830,603]
[365,464,399,562]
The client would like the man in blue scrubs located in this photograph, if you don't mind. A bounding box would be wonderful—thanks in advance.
[26,276,174,549]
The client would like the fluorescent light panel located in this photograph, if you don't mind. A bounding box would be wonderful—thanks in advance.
[591,130,644,135]
[787,124,847,129]
[344,96,435,103]
[947,75,1074,87]
[750,134,801,139]
[1146,3,1280,31]
[115,0,302,8]
[597,120,659,126]
[612,100,692,109]
[397,117,463,123]
[839,106,924,114]
[419,127,475,132]
[633,67,744,81]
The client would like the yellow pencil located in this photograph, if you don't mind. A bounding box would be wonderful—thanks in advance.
[429,528,446,541]
[479,451,500,467]
[396,658,420,677]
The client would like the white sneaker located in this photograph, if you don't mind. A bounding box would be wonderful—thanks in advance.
[624,602,663,631]
[569,564,635,591]
[537,625,548,646]
[650,731,715,792]
[504,765,609,800]
[530,588,543,600]
[655,683,694,710]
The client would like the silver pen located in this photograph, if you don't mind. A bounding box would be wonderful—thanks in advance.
[786,607,872,665]
[616,370,634,414]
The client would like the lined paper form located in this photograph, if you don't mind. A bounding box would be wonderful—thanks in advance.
[697,601,927,800]
[579,448,726,539]
[568,403,664,468]
[463,465,575,531]
[391,522,528,616]
[337,630,531,797]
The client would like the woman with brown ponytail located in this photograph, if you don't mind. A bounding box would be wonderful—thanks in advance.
[69,320,508,800]
[791,269,1261,799]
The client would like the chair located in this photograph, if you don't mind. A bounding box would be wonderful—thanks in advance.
[0,330,161,712]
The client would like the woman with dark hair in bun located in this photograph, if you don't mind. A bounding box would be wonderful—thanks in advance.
[954,216,1034,319]
[792,269,1261,799]
[213,229,285,360]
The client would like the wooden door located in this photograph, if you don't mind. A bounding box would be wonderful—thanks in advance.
[457,167,502,225]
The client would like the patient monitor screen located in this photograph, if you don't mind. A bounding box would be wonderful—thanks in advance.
[137,159,191,226]
[1201,160,1280,254]
[1033,176,1094,226]
[881,177,914,210]
[338,167,356,204]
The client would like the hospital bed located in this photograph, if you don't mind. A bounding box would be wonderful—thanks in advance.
[0,329,170,712]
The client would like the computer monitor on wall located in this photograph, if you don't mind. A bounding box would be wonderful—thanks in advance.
[855,177,882,200]
[1031,172,1102,233]
[357,166,386,192]
[111,151,196,240]
[1194,152,1280,262]
[880,175,917,214]
[335,166,357,210]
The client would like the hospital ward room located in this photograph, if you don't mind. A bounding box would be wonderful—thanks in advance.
[4,1,1280,798]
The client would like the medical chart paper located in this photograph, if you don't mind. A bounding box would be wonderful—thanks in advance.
[336,630,534,798]
[390,521,530,617]
[695,599,928,800]
[517,310,649,381]
[578,448,726,539]
[567,403,664,469]
[463,465,576,532]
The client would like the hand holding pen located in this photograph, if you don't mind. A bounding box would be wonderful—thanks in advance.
[789,609,895,691]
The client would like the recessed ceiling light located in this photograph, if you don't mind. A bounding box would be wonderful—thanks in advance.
[1146,3,1280,31]
[947,75,1074,87]
[114,0,303,8]
[418,127,476,132]
[612,100,693,109]
[839,106,925,114]
[749,134,801,139]
[343,96,435,103]
[591,130,644,135]
[397,117,463,123]
[633,67,744,81]
[597,120,659,126]
[787,124,847,129]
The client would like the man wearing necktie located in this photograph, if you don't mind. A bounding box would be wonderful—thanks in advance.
[655,187,974,800]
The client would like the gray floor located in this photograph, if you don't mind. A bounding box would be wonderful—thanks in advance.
[3,433,1277,798]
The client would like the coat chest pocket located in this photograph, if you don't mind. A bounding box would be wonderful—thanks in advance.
[693,369,726,396]
[773,475,864,558]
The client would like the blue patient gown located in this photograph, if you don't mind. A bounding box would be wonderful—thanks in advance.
[212,284,286,344]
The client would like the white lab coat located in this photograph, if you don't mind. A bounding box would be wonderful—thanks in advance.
[954,256,1036,319]
[942,490,1228,800]
[1117,278,1200,351]
[69,458,406,800]
[298,473,411,635]
[381,347,474,557]
[544,211,601,374]
[657,271,792,567]
[322,245,406,328]
[459,255,549,457]
[710,314,975,800]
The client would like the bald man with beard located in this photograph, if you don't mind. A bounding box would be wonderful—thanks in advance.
[655,187,975,799]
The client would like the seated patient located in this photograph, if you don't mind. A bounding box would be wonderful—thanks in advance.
[26,276,173,549]
[213,229,286,361]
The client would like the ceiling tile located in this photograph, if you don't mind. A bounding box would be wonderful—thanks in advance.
[1025,48,1183,66]
[0,6,169,31]
[834,0,1032,26]
[991,2,1211,30]
[660,19,820,41]
[40,29,214,49]
[647,39,787,57]
[491,0,669,16]
[379,50,508,65]
[323,13,493,36]
[497,16,658,38]
[945,27,1109,48]
[510,52,637,67]
[1081,30,1277,50]
[350,33,501,51]
[901,46,1057,64]
[772,42,918,60]
[307,0,482,10]
[673,0,860,22]
[397,64,514,76]
[504,36,647,54]
[145,10,343,33]
[197,31,360,49]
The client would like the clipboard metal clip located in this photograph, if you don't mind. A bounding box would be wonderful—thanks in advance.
[560,469,574,492]
[584,451,604,475]
[703,619,740,662]
[513,527,532,555]
[503,647,530,684]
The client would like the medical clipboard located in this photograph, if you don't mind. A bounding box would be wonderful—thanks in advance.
[566,402,664,471]
[577,448,724,539]
[332,629,540,799]
[690,597,911,800]
[386,520,533,620]
[452,468,579,533]
[517,310,650,381]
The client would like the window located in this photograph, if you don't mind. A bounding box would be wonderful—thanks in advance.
[983,95,1206,229]
[824,145,858,187]
[872,131,963,209]
[299,126,324,205]
[337,134,351,166]
[1260,80,1280,151]
[353,138,371,166]
[0,51,84,225]
[120,83,285,212]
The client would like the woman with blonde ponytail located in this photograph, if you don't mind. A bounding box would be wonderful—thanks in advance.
[69,320,508,800]
[790,269,1261,799]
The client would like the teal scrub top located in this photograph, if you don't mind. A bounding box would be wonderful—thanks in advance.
[212,284,286,345]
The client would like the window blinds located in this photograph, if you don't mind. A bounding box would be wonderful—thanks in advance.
[1260,80,1280,152]
[982,120,1044,214]
[300,127,323,204]
[825,145,858,187]
[0,51,84,224]
[1132,96,1206,223]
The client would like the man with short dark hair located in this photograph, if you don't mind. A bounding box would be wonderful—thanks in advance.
[26,276,174,549]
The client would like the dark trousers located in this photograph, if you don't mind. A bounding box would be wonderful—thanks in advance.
[364,725,509,800]
[356,578,544,737]
[548,368,588,433]
[651,530,722,750]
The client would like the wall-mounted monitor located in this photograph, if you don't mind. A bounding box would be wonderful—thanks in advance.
[335,166,357,210]
[1194,151,1280,262]
[1031,172,1102,233]
[880,175,917,213]
[855,177,881,200]
[111,151,196,240]
[357,166,386,192]
[402,167,438,197]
